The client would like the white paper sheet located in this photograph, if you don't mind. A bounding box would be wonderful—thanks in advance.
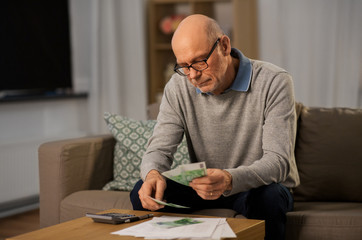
[111,216,236,240]
[210,218,237,239]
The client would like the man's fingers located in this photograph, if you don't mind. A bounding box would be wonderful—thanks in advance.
[189,181,222,200]
[145,197,164,211]
[190,178,224,193]
[191,169,222,184]
[191,175,214,184]
[138,171,167,211]
[138,184,155,210]
[154,179,166,201]
[190,168,229,200]
[139,187,164,211]
[194,188,222,200]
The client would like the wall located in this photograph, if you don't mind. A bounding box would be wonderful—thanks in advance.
[0,98,89,217]
[0,0,149,217]
[258,0,362,108]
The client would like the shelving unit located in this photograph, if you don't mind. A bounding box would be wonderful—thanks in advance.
[147,0,258,104]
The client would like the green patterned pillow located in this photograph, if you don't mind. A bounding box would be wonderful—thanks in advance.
[103,112,190,191]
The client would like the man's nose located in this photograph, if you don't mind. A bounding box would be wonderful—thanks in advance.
[189,67,201,79]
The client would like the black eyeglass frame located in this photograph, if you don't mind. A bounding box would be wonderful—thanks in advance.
[174,38,221,76]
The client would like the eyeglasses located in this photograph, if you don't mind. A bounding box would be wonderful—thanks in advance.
[174,38,220,76]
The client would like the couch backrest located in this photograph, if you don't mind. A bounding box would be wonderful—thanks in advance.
[293,103,362,202]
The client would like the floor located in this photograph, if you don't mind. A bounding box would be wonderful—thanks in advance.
[0,209,40,240]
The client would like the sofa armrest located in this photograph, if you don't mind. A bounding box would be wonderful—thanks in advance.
[38,134,115,227]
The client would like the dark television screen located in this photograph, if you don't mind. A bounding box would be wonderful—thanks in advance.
[0,0,72,97]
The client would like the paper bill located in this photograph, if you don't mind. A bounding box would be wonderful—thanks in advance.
[148,196,190,209]
[111,216,228,239]
[162,162,207,186]
[153,218,203,229]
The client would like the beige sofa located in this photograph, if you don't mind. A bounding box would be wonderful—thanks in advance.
[38,103,362,239]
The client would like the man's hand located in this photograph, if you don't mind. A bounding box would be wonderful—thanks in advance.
[138,170,167,211]
[189,168,232,200]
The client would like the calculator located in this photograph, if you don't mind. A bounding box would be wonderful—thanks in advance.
[86,212,136,224]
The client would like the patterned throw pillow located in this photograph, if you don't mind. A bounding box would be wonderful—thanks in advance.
[103,112,190,191]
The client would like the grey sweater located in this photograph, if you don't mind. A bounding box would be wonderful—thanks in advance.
[141,56,300,196]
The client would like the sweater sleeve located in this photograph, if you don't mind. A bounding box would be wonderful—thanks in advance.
[140,80,185,180]
[224,72,297,196]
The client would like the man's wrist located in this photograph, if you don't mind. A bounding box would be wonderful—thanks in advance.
[145,169,161,180]
[222,170,232,191]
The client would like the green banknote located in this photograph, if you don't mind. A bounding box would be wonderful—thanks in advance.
[148,196,190,208]
[153,218,203,229]
[162,162,207,186]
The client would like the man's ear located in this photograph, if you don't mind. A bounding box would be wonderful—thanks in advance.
[220,35,231,56]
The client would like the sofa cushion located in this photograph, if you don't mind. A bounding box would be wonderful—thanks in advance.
[192,209,243,218]
[286,202,362,240]
[60,190,133,222]
[293,106,362,201]
[103,113,190,191]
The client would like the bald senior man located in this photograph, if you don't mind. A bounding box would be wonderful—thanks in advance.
[130,14,300,240]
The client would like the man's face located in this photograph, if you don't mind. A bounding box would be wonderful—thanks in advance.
[173,37,228,95]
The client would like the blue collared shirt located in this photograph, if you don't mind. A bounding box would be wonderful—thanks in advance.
[196,48,252,94]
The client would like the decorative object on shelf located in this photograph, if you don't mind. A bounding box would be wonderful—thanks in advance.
[159,14,186,35]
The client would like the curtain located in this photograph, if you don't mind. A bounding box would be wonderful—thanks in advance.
[70,0,147,134]
[258,0,362,108]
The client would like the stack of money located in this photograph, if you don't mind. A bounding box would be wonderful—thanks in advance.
[162,162,207,186]
[149,162,207,209]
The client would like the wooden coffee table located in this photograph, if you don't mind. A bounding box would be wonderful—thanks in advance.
[7,209,264,240]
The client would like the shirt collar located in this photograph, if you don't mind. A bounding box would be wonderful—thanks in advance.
[196,48,252,94]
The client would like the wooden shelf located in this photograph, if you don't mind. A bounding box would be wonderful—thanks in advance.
[147,0,258,104]
[155,43,173,50]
